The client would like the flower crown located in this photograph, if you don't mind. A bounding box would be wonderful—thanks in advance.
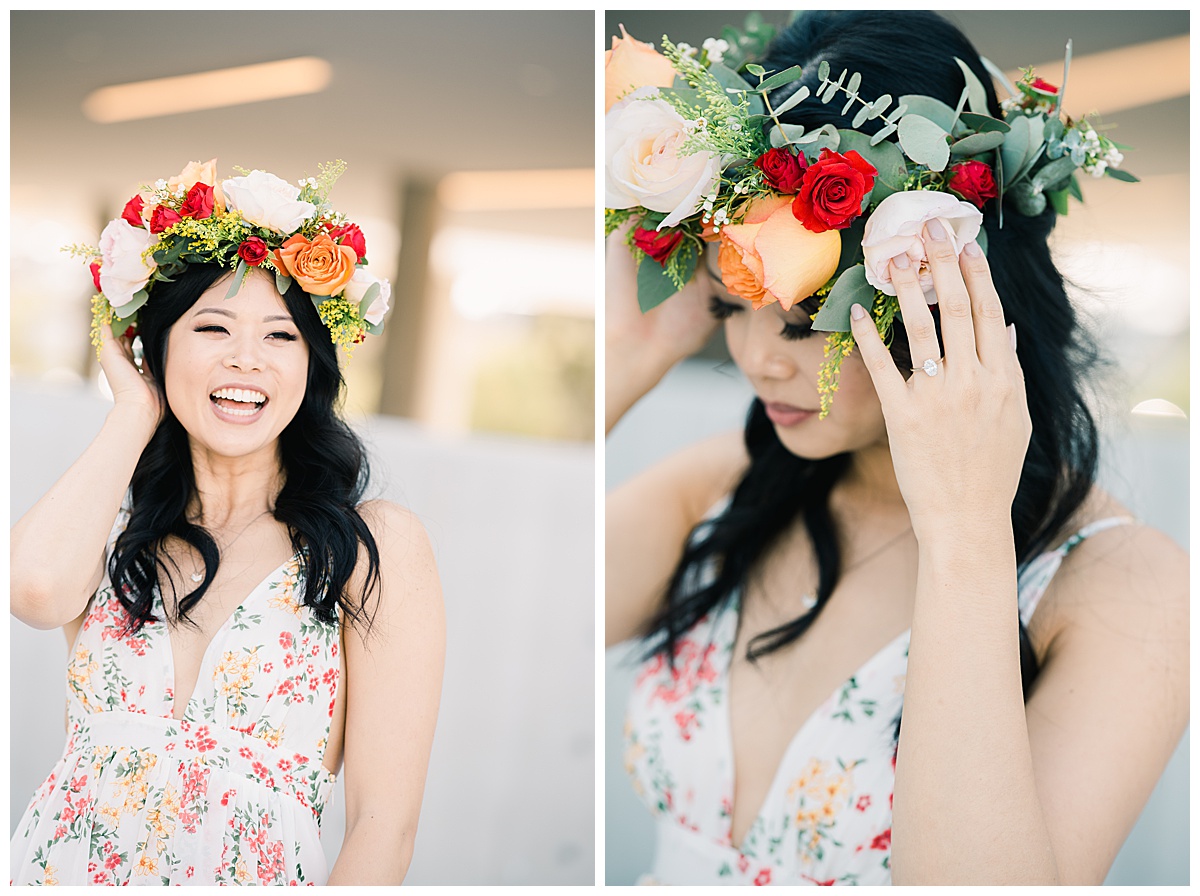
[604,22,1135,416]
[66,159,391,357]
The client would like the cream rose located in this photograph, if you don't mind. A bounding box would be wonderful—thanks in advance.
[343,268,392,326]
[167,158,225,213]
[97,218,157,314]
[221,170,315,234]
[605,88,720,230]
[862,191,983,301]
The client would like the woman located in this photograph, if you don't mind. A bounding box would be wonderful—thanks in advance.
[10,162,444,885]
[606,12,1187,885]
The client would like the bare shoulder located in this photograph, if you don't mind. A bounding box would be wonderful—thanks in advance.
[353,500,442,616]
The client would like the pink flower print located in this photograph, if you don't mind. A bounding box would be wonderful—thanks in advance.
[673,709,698,741]
[69,774,88,792]
[856,794,871,812]
[93,872,107,884]
[737,854,750,874]
[279,632,294,650]
[635,653,665,688]
[252,761,271,780]
[264,661,274,673]
[239,747,255,760]
[186,866,195,878]
[331,641,339,657]
[88,861,97,874]
[754,868,772,886]
[277,758,292,771]
[104,853,121,870]
[293,753,310,765]
[54,824,68,840]
[322,668,338,687]
[870,827,892,851]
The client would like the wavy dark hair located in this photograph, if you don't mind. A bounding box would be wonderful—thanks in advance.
[109,263,381,635]
[645,11,1102,699]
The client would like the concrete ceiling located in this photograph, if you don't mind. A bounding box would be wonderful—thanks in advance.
[11,10,595,224]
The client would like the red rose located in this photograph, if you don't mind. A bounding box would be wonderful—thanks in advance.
[754,147,807,194]
[327,222,367,262]
[1030,77,1058,95]
[180,182,215,220]
[89,260,103,292]
[149,205,182,234]
[121,195,145,228]
[791,149,877,232]
[237,237,269,266]
[632,226,684,264]
[946,160,998,209]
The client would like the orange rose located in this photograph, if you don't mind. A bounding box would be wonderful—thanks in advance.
[167,158,225,214]
[717,195,841,311]
[273,233,357,297]
[605,25,677,112]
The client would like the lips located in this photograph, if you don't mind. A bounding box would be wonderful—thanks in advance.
[763,401,816,427]
[209,385,269,421]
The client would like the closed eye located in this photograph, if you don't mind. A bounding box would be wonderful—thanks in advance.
[780,320,816,341]
[267,331,298,342]
[709,295,742,320]
[195,325,228,335]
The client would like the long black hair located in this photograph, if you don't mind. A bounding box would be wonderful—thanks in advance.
[645,11,1102,697]
[109,263,382,635]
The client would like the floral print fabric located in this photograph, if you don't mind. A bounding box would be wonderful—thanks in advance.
[11,506,341,885]
[624,516,1134,885]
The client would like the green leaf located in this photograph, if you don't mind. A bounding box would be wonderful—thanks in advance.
[958,112,1010,133]
[771,84,810,117]
[224,260,249,299]
[1000,114,1031,184]
[357,281,381,320]
[112,288,149,320]
[275,271,293,296]
[897,114,950,171]
[837,129,906,199]
[975,227,988,255]
[1105,167,1140,183]
[812,265,873,332]
[869,122,898,146]
[769,123,808,148]
[949,131,1006,156]
[817,60,830,81]
[897,94,958,132]
[1047,187,1071,215]
[1007,181,1047,216]
[1031,155,1078,191]
[868,94,894,119]
[954,57,990,115]
[851,103,873,129]
[1067,173,1084,202]
[847,72,861,94]
[636,241,696,313]
[745,63,766,77]
[756,64,805,94]
[980,55,1017,98]
[708,61,756,95]
[835,217,866,271]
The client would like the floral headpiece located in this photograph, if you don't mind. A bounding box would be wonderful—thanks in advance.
[67,159,391,357]
[604,21,1135,416]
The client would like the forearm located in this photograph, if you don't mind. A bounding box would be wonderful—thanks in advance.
[891,519,1058,884]
[605,336,672,435]
[11,404,157,628]
[327,814,415,885]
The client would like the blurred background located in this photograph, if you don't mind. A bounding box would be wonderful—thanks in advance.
[604,10,1189,886]
[11,11,594,884]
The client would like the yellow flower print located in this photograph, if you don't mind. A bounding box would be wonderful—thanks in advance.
[235,858,252,883]
[134,853,159,877]
[258,722,284,749]
[43,864,58,886]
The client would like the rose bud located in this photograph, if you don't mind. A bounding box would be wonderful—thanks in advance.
[89,260,103,292]
[148,205,182,234]
[237,237,269,267]
[121,195,145,228]
[791,149,877,233]
[632,226,684,264]
[754,147,807,194]
[180,182,215,220]
[946,160,998,209]
[327,222,367,262]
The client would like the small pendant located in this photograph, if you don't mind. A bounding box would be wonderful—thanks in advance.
[801,593,817,610]
[190,572,203,583]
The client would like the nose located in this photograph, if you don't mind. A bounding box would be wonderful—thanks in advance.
[731,312,795,381]
[223,334,265,372]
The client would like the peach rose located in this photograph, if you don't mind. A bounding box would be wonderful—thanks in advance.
[167,158,224,214]
[717,195,841,311]
[605,25,677,112]
[273,232,357,297]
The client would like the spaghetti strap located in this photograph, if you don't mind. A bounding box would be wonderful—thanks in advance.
[1017,515,1139,625]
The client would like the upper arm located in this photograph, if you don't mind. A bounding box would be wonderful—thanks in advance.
[339,501,445,865]
[1023,524,1188,883]
[605,430,748,647]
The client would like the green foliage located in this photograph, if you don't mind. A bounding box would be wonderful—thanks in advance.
[636,238,698,312]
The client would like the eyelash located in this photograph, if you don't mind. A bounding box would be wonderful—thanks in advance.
[708,296,815,340]
[194,325,297,342]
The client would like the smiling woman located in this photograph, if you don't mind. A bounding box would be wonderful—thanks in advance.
[10,161,444,885]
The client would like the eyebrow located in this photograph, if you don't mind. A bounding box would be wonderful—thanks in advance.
[192,307,294,323]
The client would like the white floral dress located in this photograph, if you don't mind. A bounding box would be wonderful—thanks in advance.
[11,506,342,886]
[624,516,1134,885]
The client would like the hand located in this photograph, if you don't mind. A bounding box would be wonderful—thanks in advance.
[849,222,1031,541]
[98,330,164,430]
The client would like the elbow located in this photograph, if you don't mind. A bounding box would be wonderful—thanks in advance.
[10,578,84,630]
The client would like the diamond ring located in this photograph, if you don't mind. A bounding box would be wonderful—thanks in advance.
[912,357,942,377]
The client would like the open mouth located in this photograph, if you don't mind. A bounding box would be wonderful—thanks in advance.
[210,387,268,418]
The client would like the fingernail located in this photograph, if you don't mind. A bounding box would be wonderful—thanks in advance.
[851,303,866,322]
[925,219,947,241]
[964,240,982,257]
[1008,323,1017,352]
[891,253,910,270]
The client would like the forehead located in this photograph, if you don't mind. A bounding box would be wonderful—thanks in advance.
[193,270,291,317]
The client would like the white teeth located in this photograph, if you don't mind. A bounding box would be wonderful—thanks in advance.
[211,387,267,404]
[220,405,259,417]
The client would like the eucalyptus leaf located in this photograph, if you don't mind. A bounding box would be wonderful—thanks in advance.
[897,114,950,171]
[1057,38,1072,113]
[1047,187,1070,215]
[884,102,907,124]
[1000,114,1031,183]
[958,112,1009,133]
[110,314,136,337]
[1067,173,1084,201]
[745,63,766,77]
[770,123,808,148]
[897,94,957,132]
[224,260,249,299]
[950,85,969,132]
[975,227,988,255]
[113,288,150,320]
[770,83,810,117]
[1031,155,1077,190]
[852,104,872,129]
[708,61,756,94]
[363,318,385,337]
[1044,117,1064,141]
[806,124,841,154]
[1105,167,1140,183]
[834,69,847,90]
[841,94,857,116]
[817,60,830,81]
[636,241,697,313]
[980,55,1017,97]
[949,131,1006,156]
[847,72,861,94]
[836,218,866,271]
[1007,181,1047,216]
[954,57,990,115]
[275,271,293,296]
[820,82,838,104]
[868,94,893,118]
[812,265,873,332]
[357,282,381,319]
[836,129,907,197]
[756,64,805,93]
[869,122,898,146]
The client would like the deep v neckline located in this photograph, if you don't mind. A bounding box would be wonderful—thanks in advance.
[720,602,910,851]
[158,549,301,721]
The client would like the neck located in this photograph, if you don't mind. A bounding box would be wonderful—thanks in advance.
[838,439,907,511]
[186,441,283,528]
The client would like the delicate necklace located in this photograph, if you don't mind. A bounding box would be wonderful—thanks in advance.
[187,509,273,584]
[799,524,913,610]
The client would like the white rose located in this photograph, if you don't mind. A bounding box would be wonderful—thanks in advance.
[861,191,983,301]
[342,268,391,326]
[221,170,316,234]
[98,218,157,314]
[605,87,721,230]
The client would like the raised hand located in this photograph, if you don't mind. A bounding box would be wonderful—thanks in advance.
[98,330,164,431]
[849,221,1031,541]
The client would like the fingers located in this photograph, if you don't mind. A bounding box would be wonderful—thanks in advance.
[922,220,977,364]
[849,302,905,403]
[957,240,1013,368]
[886,252,941,369]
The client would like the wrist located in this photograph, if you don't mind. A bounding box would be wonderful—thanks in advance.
[106,402,160,444]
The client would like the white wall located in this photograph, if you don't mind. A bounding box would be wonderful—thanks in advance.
[604,359,1189,886]
[10,381,594,885]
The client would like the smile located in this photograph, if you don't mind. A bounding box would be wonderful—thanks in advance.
[210,387,268,420]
